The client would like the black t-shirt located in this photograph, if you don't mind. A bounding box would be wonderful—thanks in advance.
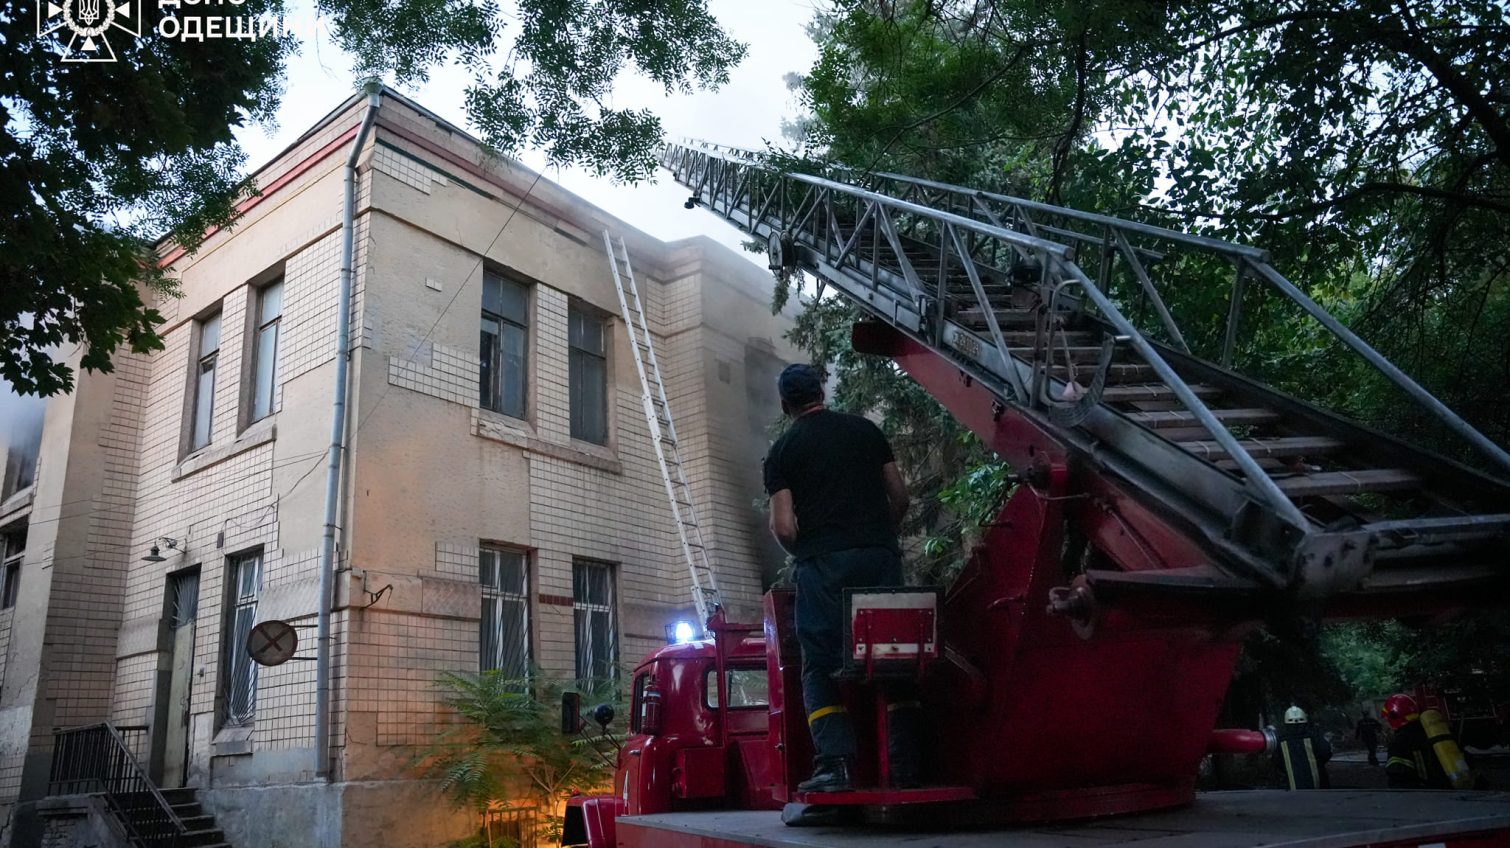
[763,409,900,559]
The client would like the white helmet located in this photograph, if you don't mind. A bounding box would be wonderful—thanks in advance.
[1284,706,1308,724]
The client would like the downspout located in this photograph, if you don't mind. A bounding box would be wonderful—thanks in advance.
[316,81,381,781]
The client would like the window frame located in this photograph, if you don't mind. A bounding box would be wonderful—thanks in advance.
[572,558,617,682]
[1,525,25,610]
[480,270,530,420]
[630,671,649,734]
[248,278,284,424]
[219,549,262,728]
[703,665,770,711]
[479,545,532,677]
[188,310,222,453]
[567,304,609,446]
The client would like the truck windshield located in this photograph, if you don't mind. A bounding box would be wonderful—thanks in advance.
[705,667,768,709]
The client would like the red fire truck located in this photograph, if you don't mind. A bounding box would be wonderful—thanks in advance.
[562,142,1510,848]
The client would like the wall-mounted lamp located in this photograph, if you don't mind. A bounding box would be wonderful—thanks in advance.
[141,537,182,563]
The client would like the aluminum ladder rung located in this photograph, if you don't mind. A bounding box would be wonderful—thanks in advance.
[605,230,723,633]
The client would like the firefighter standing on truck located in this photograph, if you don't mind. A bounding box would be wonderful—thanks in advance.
[763,363,916,793]
[1273,706,1332,790]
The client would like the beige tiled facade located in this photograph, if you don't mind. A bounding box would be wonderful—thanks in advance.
[0,89,796,847]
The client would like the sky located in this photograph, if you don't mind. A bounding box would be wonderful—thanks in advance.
[232,0,821,259]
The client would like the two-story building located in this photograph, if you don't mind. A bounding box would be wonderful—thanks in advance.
[0,87,796,847]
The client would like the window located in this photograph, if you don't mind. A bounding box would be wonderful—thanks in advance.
[480,546,530,677]
[190,311,222,452]
[480,271,529,418]
[630,672,648,733]
[568,306,608,445]
[705,667,769,709]
[2,397,42,500]
[1,526,25,609]
[221,551,261,727]
[572,559,616,681]
[249,279,283,422]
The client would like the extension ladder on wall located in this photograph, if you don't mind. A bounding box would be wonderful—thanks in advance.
[603,231,724,634]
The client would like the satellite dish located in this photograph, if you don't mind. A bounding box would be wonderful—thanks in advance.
[246,619,298,667]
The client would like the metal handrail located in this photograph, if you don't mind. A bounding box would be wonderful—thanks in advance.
[666,141,1313,529]
[675,139,1510,479]
[50,723,187,848]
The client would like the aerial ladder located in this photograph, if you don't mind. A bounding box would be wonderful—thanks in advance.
[649,140,1510,820]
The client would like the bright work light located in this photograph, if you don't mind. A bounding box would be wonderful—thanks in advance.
[669,621,697,644]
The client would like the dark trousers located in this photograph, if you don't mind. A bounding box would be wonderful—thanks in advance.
[795,547,918,774]
[1363,737,1379,766]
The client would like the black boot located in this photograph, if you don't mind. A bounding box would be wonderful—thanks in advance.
[797,757,853,793]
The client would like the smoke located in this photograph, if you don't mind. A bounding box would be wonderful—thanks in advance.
[0,385,45,496]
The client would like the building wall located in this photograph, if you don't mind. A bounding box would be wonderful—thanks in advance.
[0,89,799,847]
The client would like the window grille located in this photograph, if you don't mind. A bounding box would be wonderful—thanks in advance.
[480,546,530,677]
[221,551,261,727]
[572,559,615,682]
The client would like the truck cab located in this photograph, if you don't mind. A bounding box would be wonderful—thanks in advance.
[564,621,779,847]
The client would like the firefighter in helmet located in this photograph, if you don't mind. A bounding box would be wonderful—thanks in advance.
[1383,693,1473,789]
[1273,705,1332,790]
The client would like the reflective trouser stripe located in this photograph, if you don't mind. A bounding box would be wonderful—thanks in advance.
[1387,756,1415,769]
[1280,740,1320,789]
[808,705,846,724]
[886,701,922,712]
[1302,738,1320,788]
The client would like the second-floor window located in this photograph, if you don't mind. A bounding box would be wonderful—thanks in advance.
[480,271,528,418]
[190,311,221,452]
[479,546,530,678]
[250,279,284,422]
[1,525,25,609]
[568,306,608,445]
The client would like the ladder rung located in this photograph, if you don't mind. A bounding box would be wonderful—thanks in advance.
[1127,408,1280,429]
[1180,436,1347,461]
[1273,469,1422,497]
[1101,383,1222,403]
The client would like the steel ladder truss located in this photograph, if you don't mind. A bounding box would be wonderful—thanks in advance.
[661,141,1510,602]
[604,231,724,633]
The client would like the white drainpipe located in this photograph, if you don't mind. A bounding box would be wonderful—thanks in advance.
[315,81,381,781]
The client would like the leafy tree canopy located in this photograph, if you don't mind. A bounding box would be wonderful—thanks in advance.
[1,0,744,396]
[783,0,1510,701]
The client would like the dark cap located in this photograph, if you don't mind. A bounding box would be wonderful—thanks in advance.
[777,363,824,406]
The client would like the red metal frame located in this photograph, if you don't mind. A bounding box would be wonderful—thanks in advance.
[568,323,1505,846]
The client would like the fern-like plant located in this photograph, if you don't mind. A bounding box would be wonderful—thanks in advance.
[419,671,624,846]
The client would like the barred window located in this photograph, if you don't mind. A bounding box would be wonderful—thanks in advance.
[572,559,616,682]
[480,546,530,677]
[221,551,261,727]
[480,272,529,419]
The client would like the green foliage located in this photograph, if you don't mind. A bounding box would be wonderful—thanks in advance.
[5,0,744,397]
[2,0,291,395]
[419,671,621,841]
[1324,612,1510,707]
[787,0,1510,706]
